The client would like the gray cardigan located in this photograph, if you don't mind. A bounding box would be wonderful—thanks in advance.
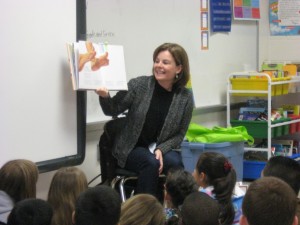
[100,75,194,168]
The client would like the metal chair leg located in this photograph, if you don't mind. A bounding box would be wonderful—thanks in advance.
[111,175,123,189]
[119,178,127,202]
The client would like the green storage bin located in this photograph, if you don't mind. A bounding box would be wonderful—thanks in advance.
[282,118,291,135]
[272,117,291,136]
[230,118,291,139]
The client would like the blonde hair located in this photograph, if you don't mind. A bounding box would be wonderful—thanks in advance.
[119,194,165,225]
[0,159,38,203]
[48,167,88,225]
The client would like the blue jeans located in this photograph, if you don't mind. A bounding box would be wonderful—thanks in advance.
[124,146,183,196]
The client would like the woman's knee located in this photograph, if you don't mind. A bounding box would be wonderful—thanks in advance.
[166,151,182,163]
[145,156,160,169]
[164,151,183,169]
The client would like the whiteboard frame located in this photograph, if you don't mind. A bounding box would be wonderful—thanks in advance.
[38,0,87,172]
[0,0,87,173]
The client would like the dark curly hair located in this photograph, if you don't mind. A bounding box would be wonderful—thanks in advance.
[165,168,198,208]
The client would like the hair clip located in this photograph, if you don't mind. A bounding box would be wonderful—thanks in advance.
[224,161,232,173]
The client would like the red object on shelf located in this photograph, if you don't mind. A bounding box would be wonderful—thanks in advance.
[288,115,300,134]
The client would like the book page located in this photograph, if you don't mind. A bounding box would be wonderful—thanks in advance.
[77,41,127,90]
[66,43,77,90]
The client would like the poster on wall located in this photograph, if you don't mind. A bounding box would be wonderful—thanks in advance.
[200,0,209,50]
[269,0,300,36]
[233,0,260,20]
[210,0,232,32]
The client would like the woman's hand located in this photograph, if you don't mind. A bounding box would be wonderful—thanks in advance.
[95,87,109,98]
[154,149,163,174]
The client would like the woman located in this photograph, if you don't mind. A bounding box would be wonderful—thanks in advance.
[47,167,88,225]
[96,43,194,196]
[119,194,165,225]
[0,159,39,224]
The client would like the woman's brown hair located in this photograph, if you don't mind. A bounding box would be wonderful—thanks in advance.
[152,43,190,89]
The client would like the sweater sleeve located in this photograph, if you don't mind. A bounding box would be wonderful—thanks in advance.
[99,78,139,117]
[156,90,194,154]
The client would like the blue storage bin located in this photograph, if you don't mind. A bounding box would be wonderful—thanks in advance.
[243,153,300,180]
[243,160,266,180]
[181,141,244,181]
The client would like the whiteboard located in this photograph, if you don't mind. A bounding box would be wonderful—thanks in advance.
[86,0,258,123]
[0,0,86,172]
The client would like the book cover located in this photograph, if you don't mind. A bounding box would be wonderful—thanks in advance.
[67,41,128,91]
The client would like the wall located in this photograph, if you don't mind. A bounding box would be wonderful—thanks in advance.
[258,1,300,65]
[85,0,258,123]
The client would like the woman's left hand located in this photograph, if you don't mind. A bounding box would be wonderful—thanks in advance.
[95,87,109,98]
[155,149,163,174]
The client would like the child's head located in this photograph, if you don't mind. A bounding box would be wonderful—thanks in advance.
[181,192,220,225]
[241,176,298,225]
[48,166,88,204]
[194,152,236,188]
[0,159,39,203]
[74,186,121,225]
[47,167,88,225]
[165,168,198,208]
[193,152,236,225]
[7,198,53,225]
[119,194,165,225]
[262,155,300,195]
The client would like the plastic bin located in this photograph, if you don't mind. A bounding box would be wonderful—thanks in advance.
[230,77,275,96]
[243,153,300,180]
[181,141,244,181]
[230,77,291,97]
[230,118,291,139]
[243,160,266,180]
[288,115,300,134]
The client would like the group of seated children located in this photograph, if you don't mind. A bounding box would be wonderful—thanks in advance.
[0,152,299,225]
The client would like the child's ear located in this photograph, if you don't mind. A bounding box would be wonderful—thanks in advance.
[200,172,206,181]
[292,215,298,225]
[199,172,207,186]
[239,215,249,225]
[72,211,75,224]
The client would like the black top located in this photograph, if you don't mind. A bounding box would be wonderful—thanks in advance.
[136,81,175,148]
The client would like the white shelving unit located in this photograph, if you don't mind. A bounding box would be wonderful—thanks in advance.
[227,72,300,159]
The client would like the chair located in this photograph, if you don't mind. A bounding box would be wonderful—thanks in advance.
[111,167,138,202]
[99,117,166,202]
[99,117,139,202]
[111,167,166,202]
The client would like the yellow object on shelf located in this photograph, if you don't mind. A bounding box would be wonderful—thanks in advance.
[283,64,297,76]
[230,76,291,97]
[282,77,291,94]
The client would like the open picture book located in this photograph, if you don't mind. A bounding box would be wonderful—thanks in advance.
[66,41,128,90]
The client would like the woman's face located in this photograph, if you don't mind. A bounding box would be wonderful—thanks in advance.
[153,50,182,85]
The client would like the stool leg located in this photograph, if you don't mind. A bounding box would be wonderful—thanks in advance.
[111,176,122,189]
[119,178,127,202]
